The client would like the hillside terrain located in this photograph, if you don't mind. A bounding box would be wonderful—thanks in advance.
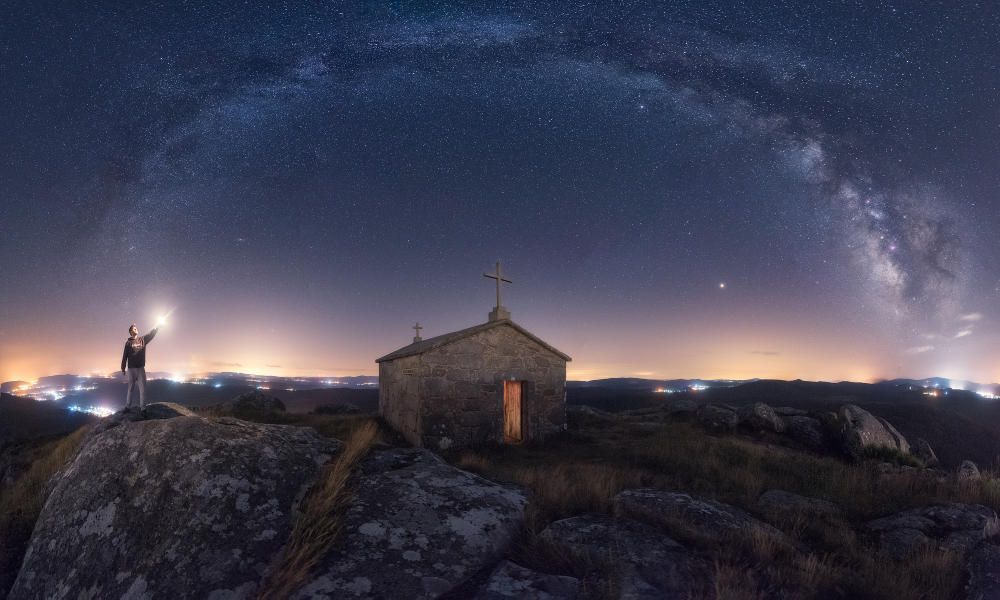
[1,385,999,599]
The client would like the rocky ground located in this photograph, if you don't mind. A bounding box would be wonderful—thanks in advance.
[2,397,999,599]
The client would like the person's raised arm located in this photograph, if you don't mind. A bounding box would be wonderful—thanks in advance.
[144,327,159,344]
[121,342,129,373]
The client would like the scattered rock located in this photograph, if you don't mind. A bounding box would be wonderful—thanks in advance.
[913,438,939,467]
[614,489,788,546]
[474,561,580,600]
[292,448,527,599]
[866,503,1000,559]
[839,404,910,460]
[9,416,339,600]
[783,415,826,450]
[960,460,982,481]
[567,405,616,421]
[538,514,710,599]
[738,402,785,433]
[756,490,843,518]
[696,404,738,433]
[966,543,1000,600]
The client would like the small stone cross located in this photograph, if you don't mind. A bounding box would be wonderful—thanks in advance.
[412,322,423,343]
[483,261,512,312]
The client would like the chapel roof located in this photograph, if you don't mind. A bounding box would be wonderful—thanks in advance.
[375,319,571,363]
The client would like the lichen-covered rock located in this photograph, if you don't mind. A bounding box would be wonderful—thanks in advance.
[696,404,738,433]
[292,448,527,599]
[967,543,1000,600]
[773,406,808,417]
[474,561,580,600]
[538,515,710,599]
[839,404,910,460]
[913,438,939,467]
[960,460,982,481]
[866,503,1000,559]
[614,489,788,546]
[738,402,785,433]
[756,490,843,518]
[783,415,826,449]
[142,401,197,419]
[9,416,339,600]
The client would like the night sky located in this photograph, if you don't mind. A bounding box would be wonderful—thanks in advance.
[2,2,999,383]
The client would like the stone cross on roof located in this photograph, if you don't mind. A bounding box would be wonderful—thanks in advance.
[483,261,512,321]
[412,322,423,343]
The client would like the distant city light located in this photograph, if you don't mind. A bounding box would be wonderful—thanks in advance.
[654,387,678,394]
[213,383,223,388]
[68,404,114,418]
[689,383,708,391]
[977,390,998,400]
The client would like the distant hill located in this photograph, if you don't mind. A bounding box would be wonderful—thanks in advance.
[0,394,95,444]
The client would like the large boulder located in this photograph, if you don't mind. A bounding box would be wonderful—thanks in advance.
[696,404,738,433]
[783,415,826,450]
[538,514,710,598]
[960,460,982,481]
[967,543,1000,600]
[738,402,785,433]
[839,404,910,460]
[291,448,527,599]
[474,561,580,600]
[614,489,789,546]
[662,397,699,416]
[866,503,1000,560]
[9,416,339,600]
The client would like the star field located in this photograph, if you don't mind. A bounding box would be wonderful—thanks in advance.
[1,1,999,382]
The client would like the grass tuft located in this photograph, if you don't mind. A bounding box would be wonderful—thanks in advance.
[256,421,378,600]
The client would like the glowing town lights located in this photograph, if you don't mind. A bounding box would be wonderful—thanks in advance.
[977,390,998,400]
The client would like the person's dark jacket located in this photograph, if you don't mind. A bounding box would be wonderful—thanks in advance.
[121,328,158,370]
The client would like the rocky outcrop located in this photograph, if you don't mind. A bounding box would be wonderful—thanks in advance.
[913,438,940,467]
[142,401,197,419]
[866,503,1000,560]
[738,402,785,433]
[783,415,826,450]
[538,515,710,598]
[839,404,910,460]
[226,389,287,415]
[696,404,738,433]
[614,489,788,546]
[773,406,808,417]
[960,460,982,481]
[291,448,527,599]
[9,416,339,600]
[756,490,843,518]
[474,561,580,600]
[315,403,362,415]
[967,543,1000,600]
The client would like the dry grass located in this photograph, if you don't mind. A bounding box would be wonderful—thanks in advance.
[256,421,378,600]
[0,426,90,596]
[446,417,996,599]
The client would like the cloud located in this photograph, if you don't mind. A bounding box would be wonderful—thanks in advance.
[953,329,973,339]
[905,345,935,354]
[960,312,982,322]
[749,350,780,356]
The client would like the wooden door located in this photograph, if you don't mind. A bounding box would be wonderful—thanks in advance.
[503,380,523,443]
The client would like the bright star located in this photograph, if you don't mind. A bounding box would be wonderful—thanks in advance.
[719,282,726,289]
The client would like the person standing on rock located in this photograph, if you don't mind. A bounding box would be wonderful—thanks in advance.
[121,322,159,412]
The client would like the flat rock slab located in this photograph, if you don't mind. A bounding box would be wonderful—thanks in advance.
[614,489,788,546]
[293,448,527,599]
[538,514,709,599]
[866,503,1000,559]
[474,560,580,599]
[9,416,339,600]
